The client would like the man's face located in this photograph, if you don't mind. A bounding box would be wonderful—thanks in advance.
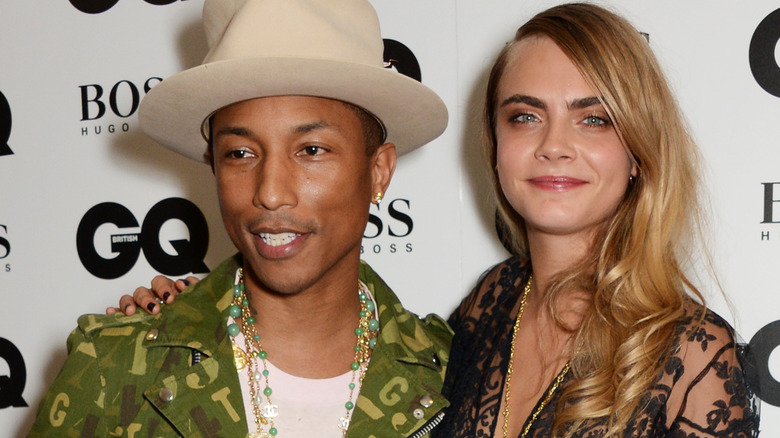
[210,96,394,295]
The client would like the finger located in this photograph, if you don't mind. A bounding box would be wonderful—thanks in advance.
[118,295,137,316]
[133,287,159,314]
[174,276,200,293]
[106,307,118,315]
[150,275,177,304]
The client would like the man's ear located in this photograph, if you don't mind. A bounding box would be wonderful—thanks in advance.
[370,143,397,203]
[204,147,215,174]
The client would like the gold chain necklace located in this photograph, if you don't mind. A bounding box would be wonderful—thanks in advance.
[502,275,571,438]
[227,268,378,437]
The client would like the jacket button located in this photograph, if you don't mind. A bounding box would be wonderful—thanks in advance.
[145,329,159,341]
[420,394,434,408]
[413,408,425,419]
[159,387,174,402]
[431,353,441,368]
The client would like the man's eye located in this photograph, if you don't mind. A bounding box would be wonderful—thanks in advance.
[301,146,324,156]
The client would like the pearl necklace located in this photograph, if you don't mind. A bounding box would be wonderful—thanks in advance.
[227,268,379,437]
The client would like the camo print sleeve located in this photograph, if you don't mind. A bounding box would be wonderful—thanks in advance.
[29,321,109,436]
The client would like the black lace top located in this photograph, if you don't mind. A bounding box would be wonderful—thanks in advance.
[435,257,759,437]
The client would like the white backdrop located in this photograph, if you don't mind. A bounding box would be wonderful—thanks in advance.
[1,1,778,436]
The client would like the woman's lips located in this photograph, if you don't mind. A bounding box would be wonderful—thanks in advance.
[527,176,587,191]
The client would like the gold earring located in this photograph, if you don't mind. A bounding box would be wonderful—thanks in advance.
[374,192,383,205]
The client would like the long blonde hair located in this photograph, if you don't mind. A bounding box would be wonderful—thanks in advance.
[484,3,705,436]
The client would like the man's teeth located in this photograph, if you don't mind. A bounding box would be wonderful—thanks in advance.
[259,232,300,247]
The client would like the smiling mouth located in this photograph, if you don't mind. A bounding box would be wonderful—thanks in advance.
[258,232,302,247]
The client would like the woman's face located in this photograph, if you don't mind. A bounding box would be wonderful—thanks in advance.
[495,36,635,242]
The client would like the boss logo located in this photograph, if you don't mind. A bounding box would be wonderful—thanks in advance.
[76,198,209,279]
[80,78,161,121]
[0,91,12,157]
[362,198,414,254]
[0,337,27,409]
[0,225,9,273]
[70,0,187,14]
[750,8,780,97]
[383,39,421,82]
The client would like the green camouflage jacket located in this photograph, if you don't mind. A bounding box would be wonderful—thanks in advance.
[29,255,452,437]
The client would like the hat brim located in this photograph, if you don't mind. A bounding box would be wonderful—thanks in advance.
[139,57,448,162]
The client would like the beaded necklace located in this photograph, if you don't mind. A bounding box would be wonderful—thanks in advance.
[227,268,379,437]
[502,276,572,438]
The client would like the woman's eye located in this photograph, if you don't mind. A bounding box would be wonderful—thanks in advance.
[513,113,538,123]
[583,115,609,126]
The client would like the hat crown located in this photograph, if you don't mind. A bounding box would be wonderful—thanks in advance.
[202,0,384,68]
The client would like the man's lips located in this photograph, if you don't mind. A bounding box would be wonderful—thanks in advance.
[250,226,311,259]
[257,232,302,247]
[527,176,587,191]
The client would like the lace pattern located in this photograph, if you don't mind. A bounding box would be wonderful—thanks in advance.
[435,257,759,437]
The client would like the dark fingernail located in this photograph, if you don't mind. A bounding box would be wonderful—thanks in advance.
[124,303,131,311]
[147,302,156,312]
[163,292,171,302]
[182,279,190,286]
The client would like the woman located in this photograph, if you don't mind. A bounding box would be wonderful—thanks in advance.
[112,3,760,437]
[436,3,758,437]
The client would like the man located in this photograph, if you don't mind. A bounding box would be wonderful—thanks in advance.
[29,0,450,436]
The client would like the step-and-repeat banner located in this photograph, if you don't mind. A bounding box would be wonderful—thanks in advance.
[1,1,779,435]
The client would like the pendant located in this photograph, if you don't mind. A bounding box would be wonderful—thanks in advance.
[249,431,272,438]
[232,342,249,370]
[338,416,350,431]
[262,403,279,419]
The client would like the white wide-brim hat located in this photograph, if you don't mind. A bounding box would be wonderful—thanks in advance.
[139,0,448,162]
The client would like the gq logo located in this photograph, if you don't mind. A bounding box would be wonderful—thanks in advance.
[0,337,27,409]
[70,0,188,14]
[0,91,12,156]
[747,320,780,407]
[77,198,209,279]
[750,8,780,97]
[383,39,421,82]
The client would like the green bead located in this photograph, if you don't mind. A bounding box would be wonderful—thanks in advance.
[243,300,249,307]
[259,351,268,359]
[359,311,367,317]
[355,328,364,336]
[368,318,379,331]
[264,387,273,396]
[358,292,367,301]
[253,334,261,341]
[366,301,375,312]
[354,345,360,352]
[239,283,245,291]
[247,316,256,325]
[349,383,356,390]
[263,370,269,376]
[229,305,241,317]
[227,323,240,336]
[345,401,354,410]
[351,362,359,370]
[269,427,277,436]
[233,286,241,296]
[369,337,377,349]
